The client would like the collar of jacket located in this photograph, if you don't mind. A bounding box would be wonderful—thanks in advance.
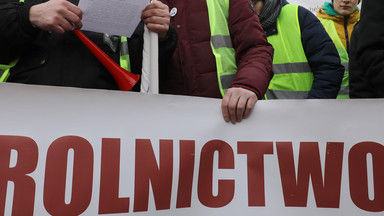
[317,2,360,24]
[263,0,289,37]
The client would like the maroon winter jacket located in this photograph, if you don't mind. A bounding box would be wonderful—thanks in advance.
[160,0,273,99]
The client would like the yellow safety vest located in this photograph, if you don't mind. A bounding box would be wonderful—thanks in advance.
[266,4,314,99]
[119,36,131,72]
[206,0,237,96]
[0,59,18,82]
[318,17,350,99]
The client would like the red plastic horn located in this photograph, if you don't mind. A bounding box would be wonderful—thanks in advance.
[73,28,140,91]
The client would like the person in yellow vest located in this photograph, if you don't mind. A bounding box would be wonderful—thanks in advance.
[317,0,360,98]
[252,0,344,99]
[0,0,177,91]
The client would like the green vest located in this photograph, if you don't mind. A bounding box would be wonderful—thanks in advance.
[318,17,350,99]
[266,4,314,99]
[0,59,17,82]
[119,36,131,72]
[0,0,131,82]
[206,0,237,96]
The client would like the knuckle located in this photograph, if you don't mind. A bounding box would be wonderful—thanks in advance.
[228,105,236,112]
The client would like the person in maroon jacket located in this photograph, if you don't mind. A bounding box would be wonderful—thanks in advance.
[160,0,274,124]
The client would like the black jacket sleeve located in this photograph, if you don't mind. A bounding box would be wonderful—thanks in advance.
[298,6,344,99]
[349,0,384,98]
[0,0,41,64]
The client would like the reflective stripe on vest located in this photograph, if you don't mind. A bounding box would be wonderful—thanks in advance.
[318,17,350,99]
[206,0,237,96]
[266,4,313,99]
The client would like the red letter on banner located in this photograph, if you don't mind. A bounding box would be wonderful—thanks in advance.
[176,140,195,208]
[99,138,129,214]
[0,135,38,216]
[134,139,173,212]
[238,141,273,206]
[198,140,235,208]
[276,142,344,207]
[349,141,384,212]
[44,136,94,215]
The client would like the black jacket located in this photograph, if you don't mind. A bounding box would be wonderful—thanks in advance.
[349,0,384,98]
[0,0,177,91]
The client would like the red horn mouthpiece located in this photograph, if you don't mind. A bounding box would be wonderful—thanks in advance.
[73,28,140,91]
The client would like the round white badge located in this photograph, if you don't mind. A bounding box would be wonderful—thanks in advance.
[170,7,178,17]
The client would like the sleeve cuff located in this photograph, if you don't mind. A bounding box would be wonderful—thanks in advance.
[18,3,40,35]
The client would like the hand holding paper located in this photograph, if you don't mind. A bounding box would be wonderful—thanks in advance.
[29,0,82,34]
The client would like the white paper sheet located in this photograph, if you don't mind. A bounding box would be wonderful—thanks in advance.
[78,0,149,37]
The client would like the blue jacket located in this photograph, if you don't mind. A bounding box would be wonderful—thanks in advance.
[265,0,344,99]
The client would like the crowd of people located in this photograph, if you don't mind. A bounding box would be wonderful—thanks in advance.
[0,0,382,123]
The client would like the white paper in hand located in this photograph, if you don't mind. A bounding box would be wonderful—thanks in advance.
[78,0,148,37]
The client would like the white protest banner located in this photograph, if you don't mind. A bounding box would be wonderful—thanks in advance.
[0,83,383,216]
